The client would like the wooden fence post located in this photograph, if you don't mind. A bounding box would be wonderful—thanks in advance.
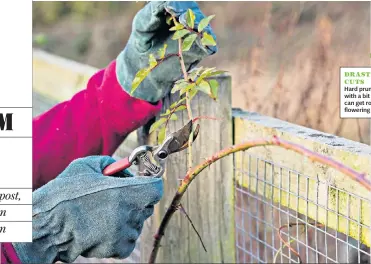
[140,74,235,263]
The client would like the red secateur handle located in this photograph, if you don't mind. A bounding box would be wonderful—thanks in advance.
[103,157,132,176]
[103,145,154,176]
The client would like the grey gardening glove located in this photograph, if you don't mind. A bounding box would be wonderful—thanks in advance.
[117,1,218,103]
[13,156,163,264]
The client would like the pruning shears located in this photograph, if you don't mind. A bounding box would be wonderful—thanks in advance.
[103,120,200,177]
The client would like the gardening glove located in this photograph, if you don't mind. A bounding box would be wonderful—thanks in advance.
[117,1,218,103]
[12,156,163,264]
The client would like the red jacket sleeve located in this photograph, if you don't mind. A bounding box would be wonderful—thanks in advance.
[32,60,162,190]
[1,243,20,264]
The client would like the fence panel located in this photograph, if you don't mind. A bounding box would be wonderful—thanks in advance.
[233,109,371,263]
[140,75,235,263]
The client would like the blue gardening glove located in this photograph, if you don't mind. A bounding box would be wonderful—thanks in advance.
[117,1,218,103]
[13,156,163,263]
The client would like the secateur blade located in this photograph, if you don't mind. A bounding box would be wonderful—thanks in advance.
[176,122,200,152]
[153,120,200,158]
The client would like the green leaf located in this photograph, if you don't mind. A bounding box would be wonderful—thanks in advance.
[160,109,171,117]
[169,113,178,121]
[166,15,173,25]
[169,100,187,112]
[201,32,217,46]
[170,23,184,31]
[196,80,211,95]
[149,54,157,68]
[175,96,187,104]
[182,34,198,52]
[175,78,187,84]
[189,67,204,81]
[131,68,150,94]
[198,15,215,32]
[189,89,199,100]
[205,70,227,77]
[186,9,196,29]
[174,105,187,112]
[170,101,178,109]
[172,29,190,40]
[180,87,187,96]
[189,72,198,82]
[171,81,189,94]
[157,44,167,59]
[209,79,219,99]
[158,126,166,144]
[199,69,227,81]
[199,67,216,79]
[180,83,195,96]
[149,117,167,134]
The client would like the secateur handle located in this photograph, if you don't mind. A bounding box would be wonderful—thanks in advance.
[102,157,132,176]
[103,145,154,176]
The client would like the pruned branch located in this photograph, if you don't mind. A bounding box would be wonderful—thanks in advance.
[192,115,221,123]
[178,203,207,252]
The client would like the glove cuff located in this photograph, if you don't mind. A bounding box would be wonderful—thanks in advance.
[13,232,57,264]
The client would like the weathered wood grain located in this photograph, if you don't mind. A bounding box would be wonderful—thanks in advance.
[140,75,235,263]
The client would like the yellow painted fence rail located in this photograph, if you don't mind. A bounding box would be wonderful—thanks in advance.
[233,109,371,248]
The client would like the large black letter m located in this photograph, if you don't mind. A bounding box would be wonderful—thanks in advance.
[0,113,13,131]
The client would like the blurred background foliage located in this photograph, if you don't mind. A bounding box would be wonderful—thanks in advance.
[33,1,370,144]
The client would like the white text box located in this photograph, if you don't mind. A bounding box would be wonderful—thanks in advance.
[0,205,32,221]
[340,67,371,118]
[0,138,32,188]
[0,222,32,242]
[0,189,32,205]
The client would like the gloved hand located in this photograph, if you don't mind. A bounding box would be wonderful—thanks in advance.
[13,156,163,263]
[117,1,218,103]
